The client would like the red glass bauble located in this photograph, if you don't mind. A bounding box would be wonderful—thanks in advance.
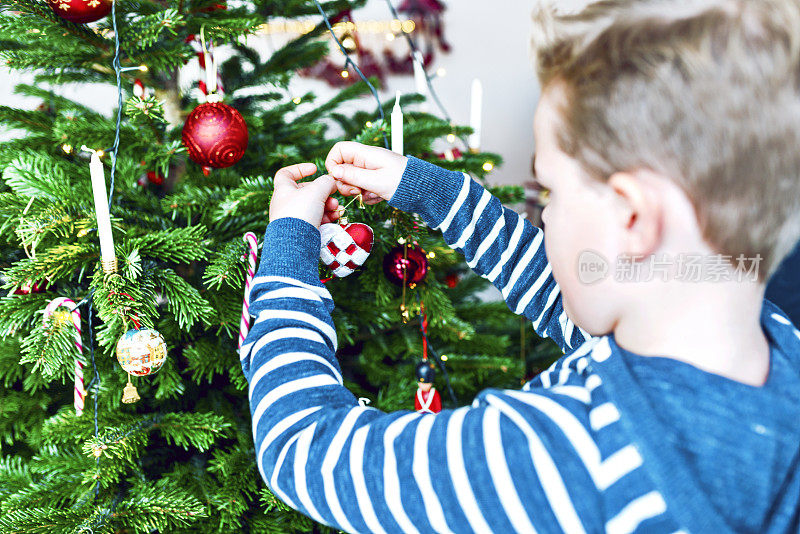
[181,102,248,170]
[145,171,164,185]
[383,245,428,286]
[47,0,112,23]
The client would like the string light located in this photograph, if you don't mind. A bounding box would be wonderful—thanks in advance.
[61,144,72,153]
[386,33,395,41]
[341,36,356,50]
[441,355,448,361]
[436,67,446,78]
[446,133,456,143]
[119,65,147,73]
[292,97,302,104]
[365,121,373,127]
[427,251,435,258]
[257,19,415,36]
[340,70,349,78]
[483,162,494,172]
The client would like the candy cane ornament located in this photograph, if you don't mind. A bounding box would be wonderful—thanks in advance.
[185,33,225,102]
[43,297,85,416]
[239,232,259,351]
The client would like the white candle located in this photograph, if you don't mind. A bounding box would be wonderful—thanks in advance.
[469,78,483,151]
[204,47,217,95]
[413,51,428,106]
[391,90,404,155]
[89,152,115,266]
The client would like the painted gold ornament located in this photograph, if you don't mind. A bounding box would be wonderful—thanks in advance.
[115,328,167,377]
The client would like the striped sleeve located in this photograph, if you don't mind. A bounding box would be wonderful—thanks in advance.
[389,157,589,352]
[240,217,613,533]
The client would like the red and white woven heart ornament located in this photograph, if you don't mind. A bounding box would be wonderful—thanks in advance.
[320,222,374,278]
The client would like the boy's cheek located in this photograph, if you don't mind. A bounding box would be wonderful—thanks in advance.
[545,204,618,335]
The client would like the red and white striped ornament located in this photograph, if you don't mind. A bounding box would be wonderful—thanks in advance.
[239,232,259,350]
[319,222,374,278]
[185,33,225,102]
[43,297,85,416]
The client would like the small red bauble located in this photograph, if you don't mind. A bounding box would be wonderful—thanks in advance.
[383,245,428,286]
[146,171,164,185]
[445,273,460,288]
[47,0,112,23]
[181,102,248,171]
[320,223,374,278]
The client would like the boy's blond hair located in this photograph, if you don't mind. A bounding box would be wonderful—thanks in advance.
[531,0,800,279]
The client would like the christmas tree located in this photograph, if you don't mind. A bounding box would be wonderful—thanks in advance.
[0,0,561,531]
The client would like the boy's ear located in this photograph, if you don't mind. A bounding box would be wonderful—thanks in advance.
[607,171,664,258]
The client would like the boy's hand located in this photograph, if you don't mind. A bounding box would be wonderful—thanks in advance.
[325,141,408,205]
[269,163,340,228]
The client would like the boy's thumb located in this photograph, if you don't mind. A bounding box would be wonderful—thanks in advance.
[330,164,372,190]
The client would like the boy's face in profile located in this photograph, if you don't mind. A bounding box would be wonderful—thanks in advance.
[533,83,621,336]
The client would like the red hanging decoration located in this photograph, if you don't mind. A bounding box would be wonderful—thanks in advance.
[319,222,374,278]
[47,0,111,24]
[181,102,248,171]
[413,351,441,414]
[383,244,428,286]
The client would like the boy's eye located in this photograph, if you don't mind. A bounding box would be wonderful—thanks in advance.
[536,187,551,207]
[530,154,550,206]
[529,180,550,207]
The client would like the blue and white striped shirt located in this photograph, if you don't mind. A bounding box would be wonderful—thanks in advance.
[241,156,800,533]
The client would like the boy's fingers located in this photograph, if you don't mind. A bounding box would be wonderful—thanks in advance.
[325,141,384,172]
[336,180,362,196]
[365,192,383,204]
[321,210,340,224]
[330,164,374,190]
[274,162,317,185]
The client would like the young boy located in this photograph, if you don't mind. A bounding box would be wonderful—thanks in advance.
[241,0,800,532]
